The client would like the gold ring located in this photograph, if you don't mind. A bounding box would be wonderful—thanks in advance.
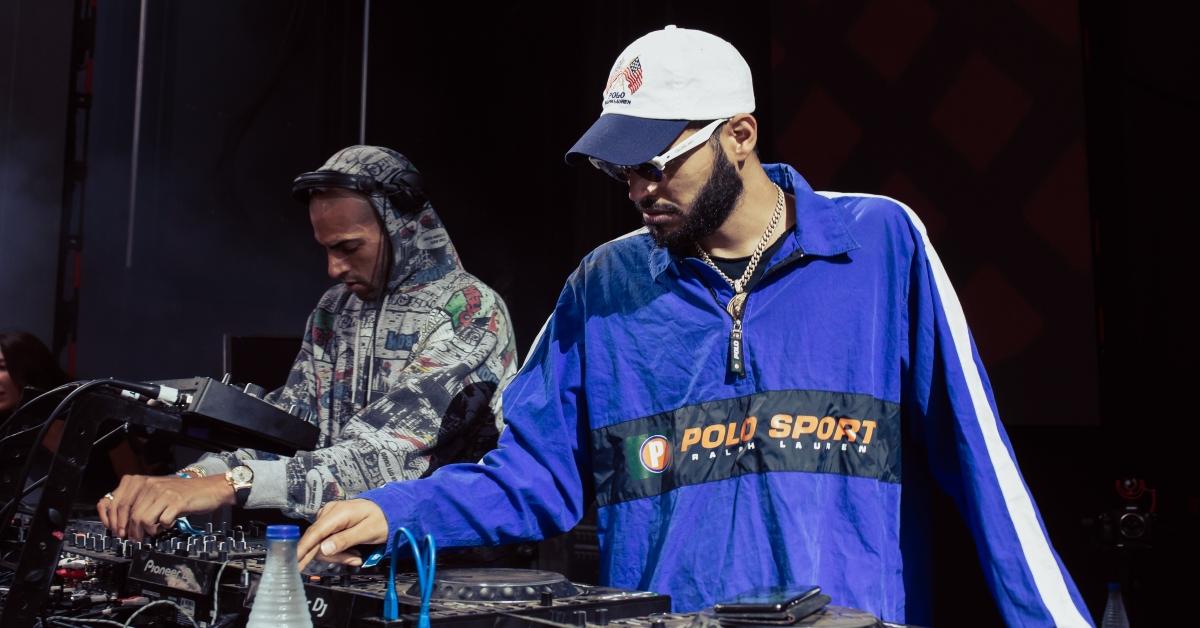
[103,492,115,502]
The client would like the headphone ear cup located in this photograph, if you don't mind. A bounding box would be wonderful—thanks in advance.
[389,169,426,213]
[388,188,420,213]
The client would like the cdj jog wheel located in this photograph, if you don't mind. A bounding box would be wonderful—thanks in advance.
[405,568,582,602]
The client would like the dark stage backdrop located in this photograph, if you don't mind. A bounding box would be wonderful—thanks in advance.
[18,0,1200,625]
[769,1,1098,428]
[0,0,73,346]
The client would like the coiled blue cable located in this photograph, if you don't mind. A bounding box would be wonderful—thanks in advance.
[383,528,436,626]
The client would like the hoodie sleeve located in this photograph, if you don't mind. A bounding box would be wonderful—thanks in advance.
[355,272,590,549]
[182,312,321,479]
[899,206,1092,627]
[221,281,517,520]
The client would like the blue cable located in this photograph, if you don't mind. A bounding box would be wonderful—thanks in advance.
[173,517,205,536]
[383,528,436,627]
[420,534,436,627]
[382,529,409,621]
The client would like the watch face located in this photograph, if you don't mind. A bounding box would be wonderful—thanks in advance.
[231,466,253,484]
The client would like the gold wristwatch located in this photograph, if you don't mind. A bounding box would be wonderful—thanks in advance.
[225,465,254,507]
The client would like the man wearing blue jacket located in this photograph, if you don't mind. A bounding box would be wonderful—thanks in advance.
[297,26,1091,627]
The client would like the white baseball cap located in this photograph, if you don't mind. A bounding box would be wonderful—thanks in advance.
[565,25,756,166]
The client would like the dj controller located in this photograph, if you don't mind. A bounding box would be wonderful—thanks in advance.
[0,518,887,628]
[2,519,677,627]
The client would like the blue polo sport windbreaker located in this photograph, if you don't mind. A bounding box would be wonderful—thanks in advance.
[360,164,1092,627]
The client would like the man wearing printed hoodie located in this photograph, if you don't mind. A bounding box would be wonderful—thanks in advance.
[96,146,518,538]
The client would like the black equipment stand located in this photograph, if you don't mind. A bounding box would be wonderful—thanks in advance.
[0,378,318,626]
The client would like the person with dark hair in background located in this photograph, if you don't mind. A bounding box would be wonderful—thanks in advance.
[0,330,66,421]
[294,29,1091,626]
[95,146,519,540]
[2,330,143,508]
[0,330,76,500]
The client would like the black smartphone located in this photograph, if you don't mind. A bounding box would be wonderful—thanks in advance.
[713,594,832,625]
[712,585,822,614]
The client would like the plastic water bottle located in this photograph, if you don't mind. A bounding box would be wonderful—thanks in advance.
[1100,582,1130,628]
[246,525,313,628]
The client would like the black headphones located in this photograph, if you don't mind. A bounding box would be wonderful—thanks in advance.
[291,168,426,214]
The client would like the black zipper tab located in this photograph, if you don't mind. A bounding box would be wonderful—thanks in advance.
[728,318,745,377]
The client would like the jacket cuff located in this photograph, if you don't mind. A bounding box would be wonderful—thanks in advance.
[242,459,289,510]
[359,483,419,555]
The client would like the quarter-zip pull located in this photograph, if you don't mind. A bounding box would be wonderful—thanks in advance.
[721,250,806,378]
[728,315,745,377]
[725,289,748,377]
[688,247,809,379]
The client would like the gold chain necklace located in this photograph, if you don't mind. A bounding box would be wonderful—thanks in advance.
[694,183,786,377]
[696,183,785,319]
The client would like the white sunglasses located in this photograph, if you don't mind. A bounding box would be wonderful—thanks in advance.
[589,118,728,182]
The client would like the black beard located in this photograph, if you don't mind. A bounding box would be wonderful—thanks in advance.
[641,146,744,255]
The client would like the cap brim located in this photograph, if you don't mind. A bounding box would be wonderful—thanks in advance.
[565,114,689,166]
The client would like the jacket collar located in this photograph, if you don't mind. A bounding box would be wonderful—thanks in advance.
[649,163,860,280]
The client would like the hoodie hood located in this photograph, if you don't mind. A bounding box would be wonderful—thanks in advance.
[313,145,463,293]
[185,144,519,522]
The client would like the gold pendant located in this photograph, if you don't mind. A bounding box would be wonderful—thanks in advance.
[726,292,747,319]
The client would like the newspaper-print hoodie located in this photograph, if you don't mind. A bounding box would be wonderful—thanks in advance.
[188,146,518,519]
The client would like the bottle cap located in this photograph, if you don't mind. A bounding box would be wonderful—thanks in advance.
[265,524,301,540]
